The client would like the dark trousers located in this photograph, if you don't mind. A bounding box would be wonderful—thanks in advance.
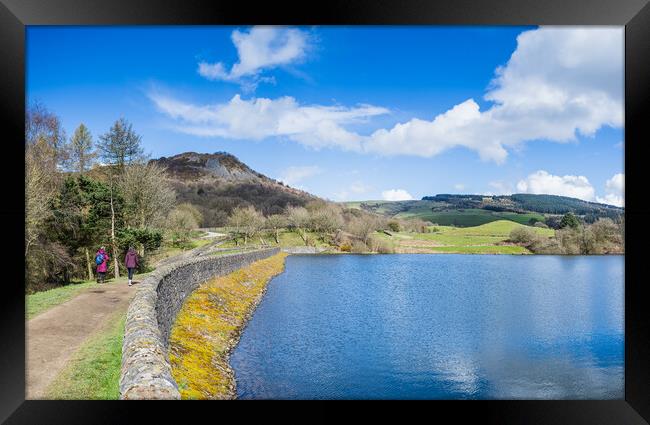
[98,271,106,283]
[127,267,135,280]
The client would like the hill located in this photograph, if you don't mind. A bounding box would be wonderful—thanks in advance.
[151,152,316,227]
[344,193,623,227]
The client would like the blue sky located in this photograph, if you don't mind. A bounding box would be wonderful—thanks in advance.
[26,26,625,206]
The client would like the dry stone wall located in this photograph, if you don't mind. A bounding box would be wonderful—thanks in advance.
[120,248,280,400]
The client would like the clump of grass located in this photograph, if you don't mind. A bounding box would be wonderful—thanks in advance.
[45,312,126,399]
[169,252,288,399]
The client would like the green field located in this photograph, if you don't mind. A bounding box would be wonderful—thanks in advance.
[395,208,545,226]
[378,220,554,254]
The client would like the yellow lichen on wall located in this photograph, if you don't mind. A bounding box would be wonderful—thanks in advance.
[168,252,288,399]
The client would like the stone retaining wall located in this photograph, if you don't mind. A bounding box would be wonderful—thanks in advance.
[119,248,280,400]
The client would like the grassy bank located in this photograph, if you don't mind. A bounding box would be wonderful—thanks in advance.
[27,277,113,319]
[45,311,126,399]
[378,220,555,254]
[169,252,288,399]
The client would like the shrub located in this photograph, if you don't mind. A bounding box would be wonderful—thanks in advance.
[509,226,537,244]
[534,221,549,228]
[374,240,395,254]
[351,240,369,253]
[387,220,401,232]
[528,236,561,254]
[339,243,352,252]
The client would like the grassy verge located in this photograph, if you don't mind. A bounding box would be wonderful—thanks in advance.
[169,252,288,399]
[27,273,151,320]
[45,311,126,399]
[27,278,108,320]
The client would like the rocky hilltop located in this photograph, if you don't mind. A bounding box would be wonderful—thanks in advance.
[151,152,315,227]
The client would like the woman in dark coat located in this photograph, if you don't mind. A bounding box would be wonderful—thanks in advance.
[124,247,139,286]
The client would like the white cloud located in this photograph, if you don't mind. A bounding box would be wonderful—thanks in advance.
[198,26,311,90]
[149,92,389,151]
[454,183,466,191]
[516,170,596,201]
[158,27,622,162]
[596,173,624,206]
[279,165,322,186]
[333,181,371,201]
[605,173,624,193]
[363,27,623,163]
[382,189,414,201]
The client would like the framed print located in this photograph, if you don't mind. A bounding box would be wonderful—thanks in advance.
[2,0,649,423]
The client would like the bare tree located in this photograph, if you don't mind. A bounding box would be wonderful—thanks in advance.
[118,162,176,229]
[265,214,287,244]
[286,206,311,246]
[25,103,65,258]
[69,123,96,173]
[109,176,120,278]
[25,148,56,257]
[166,206,200,246]
[348,215,379,246]
[98,118,145,170]
[228,206,264,245]
[26,101,69,172]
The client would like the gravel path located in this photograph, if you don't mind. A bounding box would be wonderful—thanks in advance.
[26,277,137,399]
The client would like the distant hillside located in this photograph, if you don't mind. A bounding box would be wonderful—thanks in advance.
[152,152,316,227]
[344,193,623,227]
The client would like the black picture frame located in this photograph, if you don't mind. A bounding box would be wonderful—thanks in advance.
[1,0,649,423]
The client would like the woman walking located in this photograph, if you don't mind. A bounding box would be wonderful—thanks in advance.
[95,246,109,284]
[124,246,139,286]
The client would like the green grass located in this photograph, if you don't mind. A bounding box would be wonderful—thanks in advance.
[45,312,126,400]
[395,208,546,227]
[381,220,555,254]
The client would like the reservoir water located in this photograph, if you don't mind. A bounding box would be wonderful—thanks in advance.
[231,254,624,399]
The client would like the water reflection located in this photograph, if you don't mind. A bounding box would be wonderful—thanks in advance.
[231,254,624,399]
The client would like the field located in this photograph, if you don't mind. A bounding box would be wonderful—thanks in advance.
[376,220,555,254]
[396,208,545,227]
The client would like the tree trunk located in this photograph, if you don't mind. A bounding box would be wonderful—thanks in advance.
[274,229,280,244]
[85,247,93,281]
[110,180,120,279]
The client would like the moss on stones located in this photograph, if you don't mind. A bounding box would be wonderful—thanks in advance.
[168,252,287,399]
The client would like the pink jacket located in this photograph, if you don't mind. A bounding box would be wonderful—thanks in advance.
[96,249,109,273]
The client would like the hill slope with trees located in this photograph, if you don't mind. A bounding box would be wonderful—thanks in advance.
[151,152,316,227]
[348,193,623,228]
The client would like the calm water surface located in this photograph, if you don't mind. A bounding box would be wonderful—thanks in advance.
[231,255,624,399]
